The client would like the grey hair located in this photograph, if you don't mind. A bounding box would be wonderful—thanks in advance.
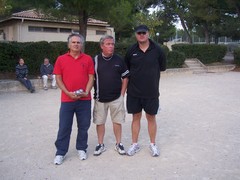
[67,33,85,44]
[99,35,115,45]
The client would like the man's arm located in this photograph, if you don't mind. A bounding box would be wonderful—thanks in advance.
[56,74,79,100]
[121,77,129,96]
[40,64,45,76]
[81,74,94,97]
[159,48,167,71]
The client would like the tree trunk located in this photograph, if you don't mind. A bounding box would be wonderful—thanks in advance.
[203,23,210,44]
[179,15,193,44]
[78,9,88,50]
[214,35,219,44]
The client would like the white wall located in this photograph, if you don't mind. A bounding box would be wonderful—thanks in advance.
[1,20,115,42]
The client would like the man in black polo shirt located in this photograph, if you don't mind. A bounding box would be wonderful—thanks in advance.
[93,35,130,156]
[125,25,166,157]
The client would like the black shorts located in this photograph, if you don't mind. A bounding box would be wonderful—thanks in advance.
[126,95,159,115]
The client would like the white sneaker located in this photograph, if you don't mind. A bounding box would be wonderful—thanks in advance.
[149,143,160,157]
[127,143,140,156]
[78,150,87,160]
[115,143,126,155]
[93,144,106,156]
[54,155,65,165]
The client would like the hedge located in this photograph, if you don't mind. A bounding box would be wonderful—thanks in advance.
[167,50,186,68]
[0,41,132,75]
[234,47,240,65]
[0,42,21,72]
[172,44,227,64]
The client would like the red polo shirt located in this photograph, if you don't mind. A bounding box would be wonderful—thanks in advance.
[54,52,94,102]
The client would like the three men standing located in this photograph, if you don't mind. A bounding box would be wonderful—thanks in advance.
[53,24,166,164]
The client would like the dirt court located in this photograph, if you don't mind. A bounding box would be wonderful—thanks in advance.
[0,72,240,180]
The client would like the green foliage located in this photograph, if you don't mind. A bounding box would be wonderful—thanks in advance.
[134,11,163,38]
[85,42,101,57]
[0,41,134,75]
[0,0,11,15]
[115,42,132,57]
[0,42,19,72]
[2,40,231,76]
[160,45,170,57]
[167,50,185,68]
[49,41,68,57]
[233,47,240,66]
[172,44,227,64]
[107,0,134,40]
[20,41,55,74]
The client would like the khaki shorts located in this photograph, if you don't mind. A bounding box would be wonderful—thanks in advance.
[93,96,125,125]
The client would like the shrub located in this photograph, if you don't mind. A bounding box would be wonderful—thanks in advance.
[167,50,186,68]
[49,41,68,60]
[172,44,227,64]
[0,42,21,72]
[234,47,240,65]
[0,41,173,75]
[115,42,132,57]
[161,45,170,57]
[85,41,101,57]
[20,41,55,75]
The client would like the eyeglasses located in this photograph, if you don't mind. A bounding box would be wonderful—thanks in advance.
[137,32,147,35]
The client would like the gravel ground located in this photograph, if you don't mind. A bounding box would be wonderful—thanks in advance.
[0,71,240,180]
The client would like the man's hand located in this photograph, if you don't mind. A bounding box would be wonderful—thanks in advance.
[78,92,89,98]
[67,92,80,100]
[47,74,52,79]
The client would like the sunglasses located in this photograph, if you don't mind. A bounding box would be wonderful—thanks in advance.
[137,32,147,35]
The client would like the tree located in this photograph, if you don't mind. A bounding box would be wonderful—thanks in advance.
[49,0,119,41]
[0,0,12,16]
[3,0,116,41]
[106,0,134,41]
[189,0,240,44]
[161,0,194,44]
[226,0,240,17]
[134,11,163,38]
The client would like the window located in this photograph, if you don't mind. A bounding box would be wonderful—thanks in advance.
[28,26,42,32]
[72,29,79,34]
[60,28,72,33]
[43,27,58,32]
[96,30,106,35]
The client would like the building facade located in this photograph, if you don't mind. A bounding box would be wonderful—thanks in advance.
[0,9,115,42]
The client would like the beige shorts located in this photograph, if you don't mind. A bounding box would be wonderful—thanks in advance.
[93,96,125,125]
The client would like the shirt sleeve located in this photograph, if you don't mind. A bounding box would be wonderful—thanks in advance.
[121,59,130,79]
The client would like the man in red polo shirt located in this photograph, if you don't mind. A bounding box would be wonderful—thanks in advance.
[53,34,94,165]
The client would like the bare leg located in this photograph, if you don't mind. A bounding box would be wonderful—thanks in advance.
[113,122,122,144]
[132,112,142,143]
[146,113,157,144]
[96,124,105,144]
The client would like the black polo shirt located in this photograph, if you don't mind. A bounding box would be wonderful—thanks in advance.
[93,54,130,102]
[125,39,166,98]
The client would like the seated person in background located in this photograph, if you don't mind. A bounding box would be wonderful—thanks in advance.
[40,58,57,90]
[16,58,35,93]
